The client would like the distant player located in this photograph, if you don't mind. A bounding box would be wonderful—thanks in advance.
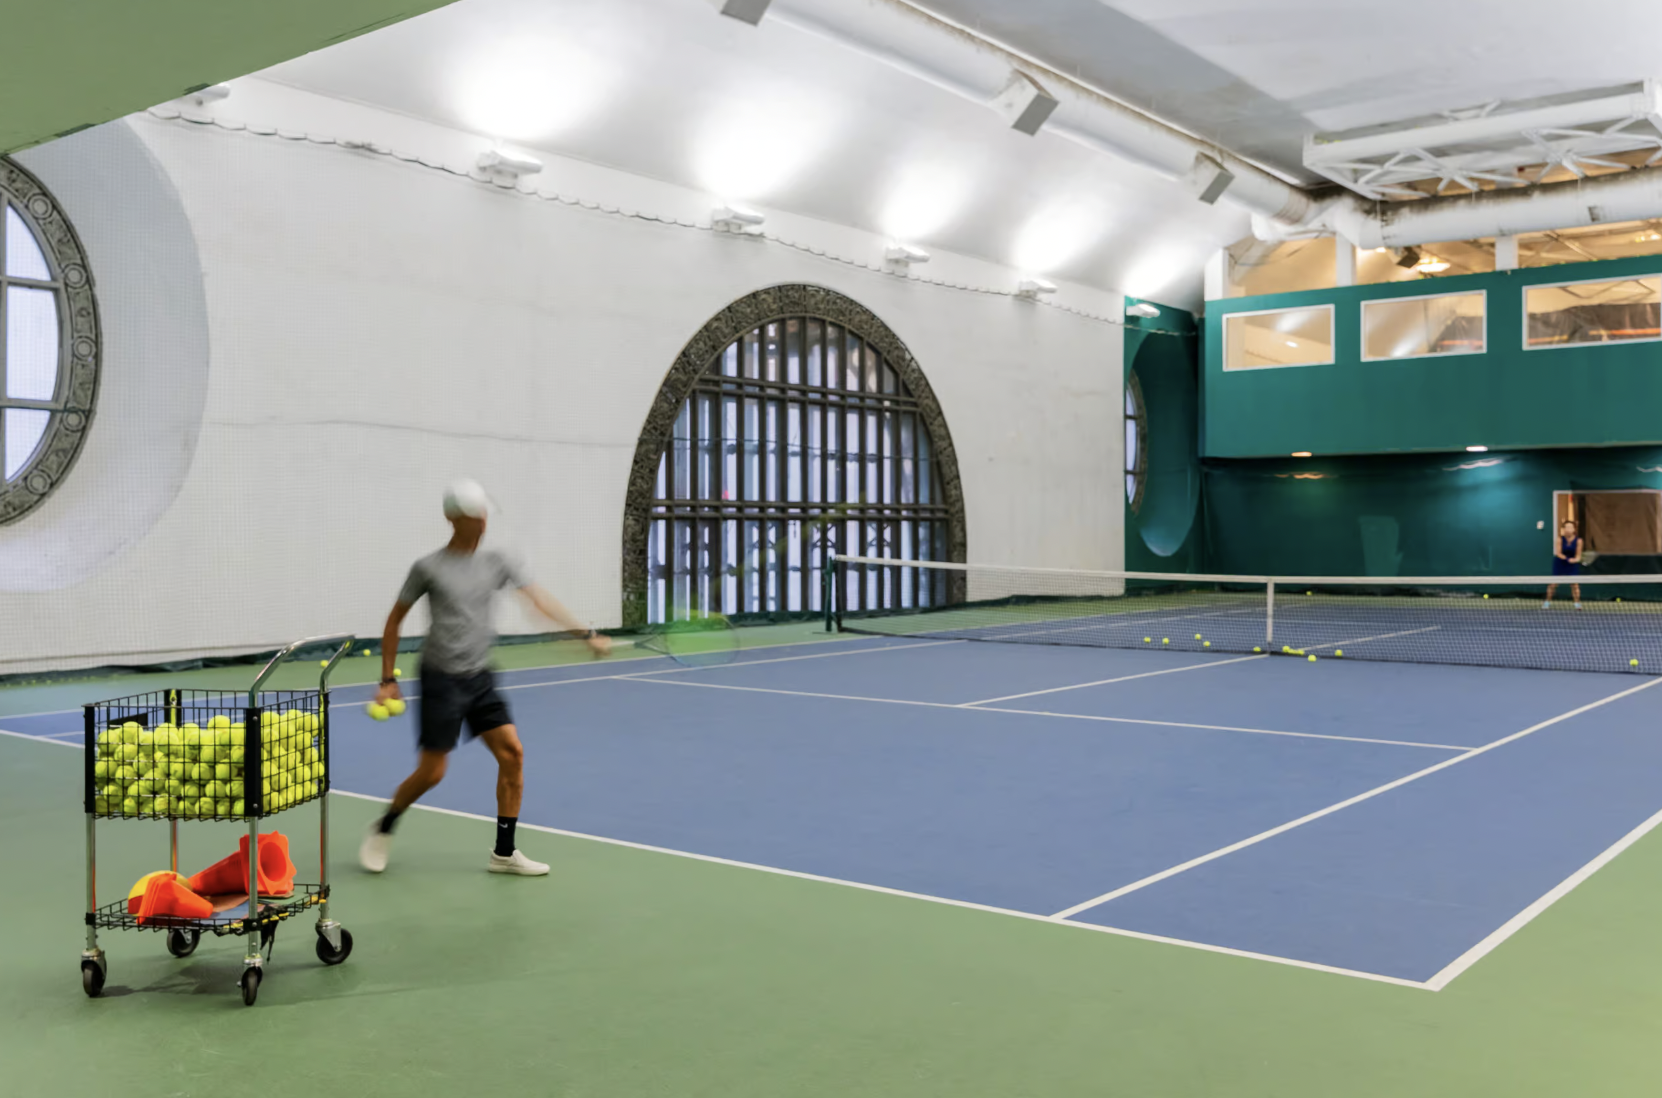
[1544,518,1584,609]
[359,480,609,876]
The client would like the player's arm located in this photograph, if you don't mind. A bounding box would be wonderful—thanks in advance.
[376,601,413,703]
[519,584,611,656]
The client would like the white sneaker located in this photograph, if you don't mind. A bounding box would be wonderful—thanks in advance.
[1541,601,1551,609]
[1574,601,1583,609]
[487,849,549,876]
[359,826,392,873]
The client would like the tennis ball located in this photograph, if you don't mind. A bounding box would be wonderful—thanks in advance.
[232,800,245,816]
[214,727,231,747]
[215,762,230,782]
[230,727,245,747]
[180,799,198,818]
[1308,654,1317,662]
[1335,650,1344,657]
[362,648,372,657]
[1305,590,1312,595]
[230,780,244,798]
[1632,659,1640,667]
[122,797,138,815]
[215,799,231,816]
[120,743,138,762]
[1144,637,1151,643]
[1161,638,1169,645]
[394,668,403,678]
[166,780,183,797]
[120,722,141,744]
[208,715,230,731]
[367,702,390,721]
[1253,646,1262,653]
[154,795,170,816]
[183,782,201,800]
[1194,634,1202,640]
[1482,593,1489,599]
[136,779,154,796]
[199,744,217,765]
[197,797,216,816]
[116,764,137,783]
[229,746,244,765]
[320,660,329,667]
[94,796,109,814]
[182,725,201,746]
[1282,645,1290,653]
[94,760,110,780]
[1203,641,1211,647]
[260,711,276,728]
[385,698,406,717]
[101,782,121,799]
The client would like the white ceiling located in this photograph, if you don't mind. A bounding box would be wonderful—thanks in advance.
[914,0,1662,183]
[257,0,1249,307]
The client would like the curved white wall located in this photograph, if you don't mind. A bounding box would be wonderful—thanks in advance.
[0,90,1123,674]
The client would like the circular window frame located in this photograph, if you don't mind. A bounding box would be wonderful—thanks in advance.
[1125,371,1147,515]
[0,156,100,526]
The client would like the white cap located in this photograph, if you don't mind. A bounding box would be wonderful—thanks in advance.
[442,479,492,519]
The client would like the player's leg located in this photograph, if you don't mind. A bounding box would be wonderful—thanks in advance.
[466,671,546,875]
[1544,583,1556,607]
[359,668,465,873]
[1572,582,1582,608]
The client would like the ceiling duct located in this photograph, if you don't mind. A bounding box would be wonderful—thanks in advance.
[770,0,1662,248]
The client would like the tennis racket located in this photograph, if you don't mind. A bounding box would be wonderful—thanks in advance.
[633,614,740,668]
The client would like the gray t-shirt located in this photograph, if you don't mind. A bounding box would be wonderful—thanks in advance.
[397,549,527,674]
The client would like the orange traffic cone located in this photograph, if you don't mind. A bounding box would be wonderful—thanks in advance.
[134,873,213,925]
[186,832,297,898]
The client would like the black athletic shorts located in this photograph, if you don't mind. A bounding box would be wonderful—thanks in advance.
[417,667,512,753]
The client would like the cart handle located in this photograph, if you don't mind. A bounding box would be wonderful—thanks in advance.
[249,634,358,706]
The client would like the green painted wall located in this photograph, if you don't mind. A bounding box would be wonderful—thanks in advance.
[1203,255,1662,458]
[1125,301,1202,573]
[1202,445,1662,578]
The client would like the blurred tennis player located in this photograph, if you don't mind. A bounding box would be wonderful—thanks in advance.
[359,479,609,876]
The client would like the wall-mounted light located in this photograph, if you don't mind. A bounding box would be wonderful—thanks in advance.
[1285,339,1299,348]
[1414,255,1451,273]
[477,149,544,179]
[1466,445,1489,452]
[708,0,772,24]
[885,243,931,268]
[991,71,1059,136]
[713,203,766,232]
[1291,451,1313,458]
[1017,278,1057,299]
[1125,302,1160,319]
[179,84,231,107]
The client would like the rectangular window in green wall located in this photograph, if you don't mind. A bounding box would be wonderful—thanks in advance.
[1525,274,1660,349]
[1362,290,1486,361]
[1223,304,1334,371]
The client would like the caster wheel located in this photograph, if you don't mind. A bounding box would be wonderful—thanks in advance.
[240,967,261,1007]
[315,927,353,966]
[80,959,105,998]
[166,929,200,958]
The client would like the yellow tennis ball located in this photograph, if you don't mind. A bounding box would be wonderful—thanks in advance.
[1308,654,1317,662]
[1144,637,1151,643]
[361,648,372,657]
[1194,634,1202,640]
[1253,646,1262,653]
[1161,638,1169,645]
[1335,649,1344,657]
[1482,593,1489,599]
[1631,659,1639,667]
[393,668,403,678]
[1203,641,1211,647]
[367,702,389,722]
[385,697,406,717]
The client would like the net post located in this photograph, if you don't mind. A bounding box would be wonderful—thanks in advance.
[831,554,843,632]
[822,558,834,633]
[1265,580,1275,647]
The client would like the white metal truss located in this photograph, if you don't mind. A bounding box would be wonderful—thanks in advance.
[1304,82,1662,201]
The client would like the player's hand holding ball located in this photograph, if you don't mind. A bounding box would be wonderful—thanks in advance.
[586,631,612,658]
[368,680,404,722]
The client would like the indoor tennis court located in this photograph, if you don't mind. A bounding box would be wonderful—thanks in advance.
[8,0,1662,1095]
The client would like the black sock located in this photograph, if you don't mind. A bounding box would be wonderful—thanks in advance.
[378,807,403,835]
[495,816,517,857]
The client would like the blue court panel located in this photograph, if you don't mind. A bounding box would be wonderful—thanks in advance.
[12,634,1661,983]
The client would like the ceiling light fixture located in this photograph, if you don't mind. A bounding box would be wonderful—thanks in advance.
[709,0,772,25]
[477,149,544,179]
[1125,302,1160,319]
[1016,277,1057,299]
[1396,246,1422,269]
[1285,340,1299,347]
[1291,451,1313,458]
[1466,445,1489,452]
[713,203,766,232]
[991,71,1059,136]
[885,243,931,267]
[1414,255,1451,273]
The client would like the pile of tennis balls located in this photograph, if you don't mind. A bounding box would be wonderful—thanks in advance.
[366,696,407,722]
[92,709,325,818]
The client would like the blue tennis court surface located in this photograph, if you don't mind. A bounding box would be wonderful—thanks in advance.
[10,635,1662,987]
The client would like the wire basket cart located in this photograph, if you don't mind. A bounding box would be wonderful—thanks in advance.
[80,635,357,1006]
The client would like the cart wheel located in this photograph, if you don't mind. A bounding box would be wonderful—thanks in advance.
[315,927,353,966]
[166,928,200,958]
[80,959,105,998]
[239,967,261,1007]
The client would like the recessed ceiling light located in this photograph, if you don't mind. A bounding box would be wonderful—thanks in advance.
[1466,445,1489,452]
[1291,451,1312,458]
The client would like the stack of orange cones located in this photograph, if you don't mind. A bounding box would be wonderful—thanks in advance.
[185,832,297,899]
[127,871,213,925]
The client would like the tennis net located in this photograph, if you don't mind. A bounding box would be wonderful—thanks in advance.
[830,555,1662,675]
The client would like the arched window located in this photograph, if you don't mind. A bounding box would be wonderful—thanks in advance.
[623,285,966,626]
[1124,372,1146,513]
[0,157,99,525]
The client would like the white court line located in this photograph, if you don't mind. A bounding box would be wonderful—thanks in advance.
[963,653,1266,706]
[329,788,1426,990]
[1299,625,1442,651]
[1047,675,1662,922]
[0,727,80,748]
[1422,802,1662,991]
[630,677,1465,750]
[0,637,959,722]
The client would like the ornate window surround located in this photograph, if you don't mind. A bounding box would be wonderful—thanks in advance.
[622,284,967,628]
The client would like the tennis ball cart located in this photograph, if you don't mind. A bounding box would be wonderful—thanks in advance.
[80,635,357,1006]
